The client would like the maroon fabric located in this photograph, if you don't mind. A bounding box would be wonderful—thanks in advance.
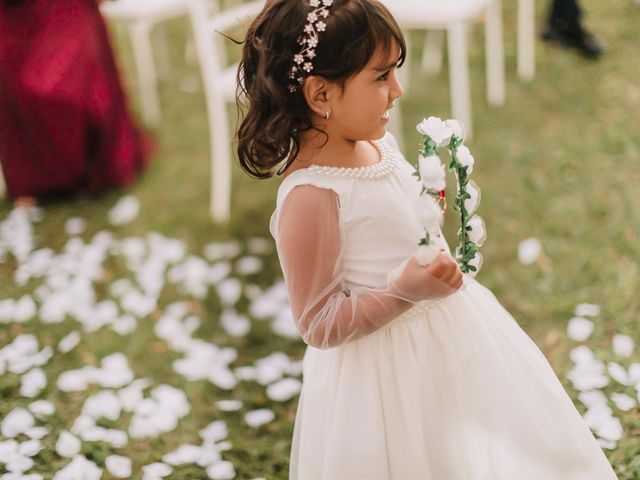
[0,0,149,199]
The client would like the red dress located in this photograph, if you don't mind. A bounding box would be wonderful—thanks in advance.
[0,0,149,199]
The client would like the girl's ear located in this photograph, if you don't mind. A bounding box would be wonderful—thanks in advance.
[302,76,333,118]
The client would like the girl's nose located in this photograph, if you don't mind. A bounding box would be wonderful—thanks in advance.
[391,72,404,99]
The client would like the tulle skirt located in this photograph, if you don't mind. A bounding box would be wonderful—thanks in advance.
[290,279,618,480]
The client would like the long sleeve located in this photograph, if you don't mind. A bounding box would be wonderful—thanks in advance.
[275,184,458,350]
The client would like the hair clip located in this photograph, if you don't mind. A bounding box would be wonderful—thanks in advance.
[288,0,334,93]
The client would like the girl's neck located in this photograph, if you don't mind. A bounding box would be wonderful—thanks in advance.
[284,130,381,178]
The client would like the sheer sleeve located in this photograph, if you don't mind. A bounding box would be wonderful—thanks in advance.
[275,184,459,350]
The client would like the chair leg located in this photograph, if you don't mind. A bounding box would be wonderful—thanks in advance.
[129,21,162,127]
[517,0,536,80]
[485,0,506,105]
[209,96,231,223]
[421,30,445,75]
[155,24,172,81]
[447,22,473,139]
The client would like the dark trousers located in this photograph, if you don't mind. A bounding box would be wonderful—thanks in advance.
[548,0,582,29]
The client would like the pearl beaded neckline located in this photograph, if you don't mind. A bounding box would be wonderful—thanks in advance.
[307,141,395,179]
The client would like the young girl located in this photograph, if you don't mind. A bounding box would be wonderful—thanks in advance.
[236,1,619,478]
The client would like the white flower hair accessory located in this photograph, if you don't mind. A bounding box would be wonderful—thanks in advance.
[288,0,334,93]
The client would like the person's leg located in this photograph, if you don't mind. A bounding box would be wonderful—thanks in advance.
[543,0,605,59]
[548,0,582,30]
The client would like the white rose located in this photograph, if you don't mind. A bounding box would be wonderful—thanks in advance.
[464,181,481,214]
[418,155,446,191]
[456,145,474,174]
[415,245,439,267]
[416,116,453,146]
[445,119,464,140]
[415,196,442,235]
[466,215,486,246]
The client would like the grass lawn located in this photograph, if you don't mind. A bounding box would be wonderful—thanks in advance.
[1,0,639,478]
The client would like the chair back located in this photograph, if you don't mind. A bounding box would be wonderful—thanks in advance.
[187,0,264,97]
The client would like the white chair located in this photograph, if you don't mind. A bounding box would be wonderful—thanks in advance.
[187,0,265,223]
[381,0,506,138]
[420,0,536,81]
[100,0,192,127]
[517,0,535,80]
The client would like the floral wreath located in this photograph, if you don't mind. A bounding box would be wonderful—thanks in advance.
[413,116,486,277]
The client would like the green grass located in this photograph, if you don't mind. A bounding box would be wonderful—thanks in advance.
[1,0,639,478]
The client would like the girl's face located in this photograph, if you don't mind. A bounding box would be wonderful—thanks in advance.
[328,42,404,142]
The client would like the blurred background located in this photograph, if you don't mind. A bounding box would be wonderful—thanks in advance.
[0,0,639,478]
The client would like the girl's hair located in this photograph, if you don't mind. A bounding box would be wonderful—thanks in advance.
[235,0,406,178]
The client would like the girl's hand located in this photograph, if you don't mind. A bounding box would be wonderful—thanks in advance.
[391,251,463,301]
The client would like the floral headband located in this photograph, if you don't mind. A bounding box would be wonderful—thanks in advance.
[288,0,334,93]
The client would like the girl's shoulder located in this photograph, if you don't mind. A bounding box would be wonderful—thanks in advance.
[274,132,404,211]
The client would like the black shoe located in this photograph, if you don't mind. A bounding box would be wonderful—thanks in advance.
[542,23,605,59]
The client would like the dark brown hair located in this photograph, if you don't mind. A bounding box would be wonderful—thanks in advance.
[235,0,406,178]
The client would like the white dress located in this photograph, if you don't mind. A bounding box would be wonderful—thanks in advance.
[269,134,619,480]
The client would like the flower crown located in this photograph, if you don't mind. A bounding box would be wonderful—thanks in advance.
[288,0,334,93]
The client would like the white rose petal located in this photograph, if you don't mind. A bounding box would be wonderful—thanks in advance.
[142,462,172,478]
[236,256,263,275]
[271,307,300,339]
[244,409,275,428]
[266,378,302,402]
[607,362,630,386]
[611,393,636,411]
[55,431,81,458]
[162,444,202,466]
[82,390,122,421]
[65,217,87,236]
[206,460,236,480]
[1,408,35,438]
[58,331,81,353]
[567,317,594,342]
[574,303,600,317]
[220,309,251,338]
[578,390,608,409]
[597,438,618,450]
[612,334,634,358]
[108,195,140,226]
[14,295,37,322]
[53,455,102,480]
[20,368,47,398]
[25,426,48,440]
[57,369,90,392]
[28,400,55,418]
[517,237,543,265]
[199,421,228,444]
[628,363,640,385]
[215,400,243,412]
[217,278,243,306]
[18,439,42,457]
[106,455,132,478]
[6,454,34,473]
